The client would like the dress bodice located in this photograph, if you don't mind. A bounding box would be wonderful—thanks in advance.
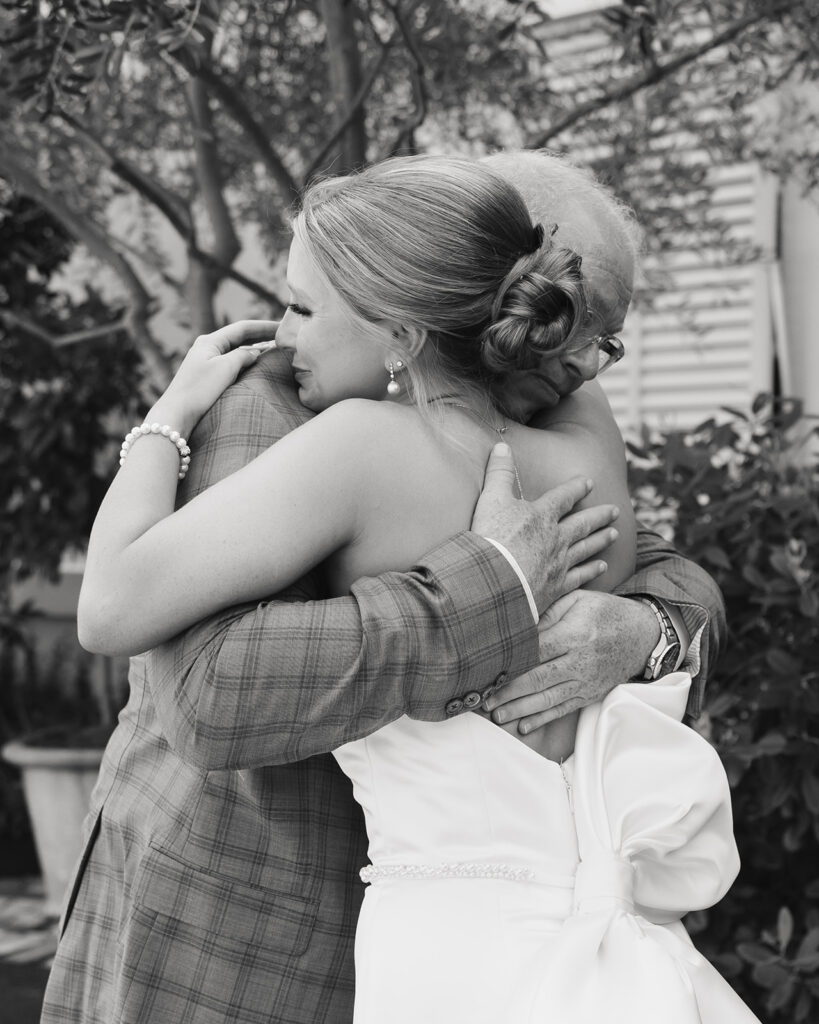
[334,712,578,876]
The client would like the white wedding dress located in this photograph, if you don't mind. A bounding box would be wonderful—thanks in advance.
[333,673,761,1024]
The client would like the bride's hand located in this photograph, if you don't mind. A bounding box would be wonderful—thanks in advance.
[146,320,279,437]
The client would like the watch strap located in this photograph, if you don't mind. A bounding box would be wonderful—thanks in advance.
[638,597,682,681]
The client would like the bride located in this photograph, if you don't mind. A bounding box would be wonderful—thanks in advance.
[78,155,759,1023]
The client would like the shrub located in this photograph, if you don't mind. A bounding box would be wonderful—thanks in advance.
[628,394,819,1023]
[0,192,141,860]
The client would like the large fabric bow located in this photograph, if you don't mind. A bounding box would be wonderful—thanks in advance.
[516,673,760,1024]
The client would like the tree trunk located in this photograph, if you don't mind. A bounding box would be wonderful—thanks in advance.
[184,52,243,337]
[319,0,367,172]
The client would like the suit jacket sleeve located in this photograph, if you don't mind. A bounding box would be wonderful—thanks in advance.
[146,363,539,770]
[619,527,727,718]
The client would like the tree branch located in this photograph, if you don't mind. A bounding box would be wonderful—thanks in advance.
[188,250,286,310]
[50,113,282,309]
[0,308,129,347]
[304,31,396,180]
[54,109,194,240]
[185,75,240,267]
[172,52,301,208]
[379,0,428,159]
[318,0,367,173]
[0,147,172,381]
[531,0,800,148]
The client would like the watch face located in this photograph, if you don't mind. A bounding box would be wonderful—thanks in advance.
[658,644,682,676]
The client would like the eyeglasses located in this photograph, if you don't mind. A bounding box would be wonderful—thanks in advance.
[561,334,625,376]
[593,335,625,375]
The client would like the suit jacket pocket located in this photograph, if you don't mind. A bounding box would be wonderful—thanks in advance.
[134,844,318,957]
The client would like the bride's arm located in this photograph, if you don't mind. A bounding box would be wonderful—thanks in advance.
[79,397,380,656]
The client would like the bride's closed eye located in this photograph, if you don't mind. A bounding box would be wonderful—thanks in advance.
[287,302,312,317]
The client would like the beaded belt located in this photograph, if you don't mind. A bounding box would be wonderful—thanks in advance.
[360,862,576,886]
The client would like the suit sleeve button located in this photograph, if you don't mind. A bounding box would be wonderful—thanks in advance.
[463,691,482,709]
[445,698,465,717]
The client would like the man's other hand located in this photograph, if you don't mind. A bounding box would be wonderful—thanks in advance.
[471,443,618,614]
[483,590,661,732]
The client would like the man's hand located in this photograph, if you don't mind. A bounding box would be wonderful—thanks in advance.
[471,443,619,614]
[483,590,660,732]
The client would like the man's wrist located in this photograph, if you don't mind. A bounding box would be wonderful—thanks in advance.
[634,596,685,680]
[623,597,661,681]
[484,539,539,624]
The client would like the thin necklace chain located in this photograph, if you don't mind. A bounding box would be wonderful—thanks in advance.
[429,398,525,500]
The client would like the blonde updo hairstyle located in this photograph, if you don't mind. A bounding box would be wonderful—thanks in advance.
[293,155,587,417]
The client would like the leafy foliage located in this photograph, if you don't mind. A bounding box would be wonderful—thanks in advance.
[0,1,816,383]
[0,192,143,587]
[0,193,137,852]
[629,394,819,1022]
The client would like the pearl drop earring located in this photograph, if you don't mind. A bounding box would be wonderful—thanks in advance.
[387,360,404,397]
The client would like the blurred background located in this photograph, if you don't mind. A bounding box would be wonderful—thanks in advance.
[0,1,817,1020]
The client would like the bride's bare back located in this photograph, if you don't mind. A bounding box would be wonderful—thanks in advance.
[322,385,636,763]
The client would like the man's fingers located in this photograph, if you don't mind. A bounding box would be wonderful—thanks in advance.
[537,591,579,630]
[562,559,607,592]
[491,690,555,723]
[532,474,593,516]
[480,442,519,499]
[488,673,582,726]
[486,661,570,714]
[562,503,619,546]
[517,699,586,734]
[567,525,618,568]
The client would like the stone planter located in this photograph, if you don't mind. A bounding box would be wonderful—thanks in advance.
[2,731,104,916]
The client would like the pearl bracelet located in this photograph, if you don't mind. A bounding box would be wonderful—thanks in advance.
[119,423,191,480]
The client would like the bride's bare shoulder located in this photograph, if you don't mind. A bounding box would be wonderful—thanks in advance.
[307,398,454,459]
[301,398,481,499]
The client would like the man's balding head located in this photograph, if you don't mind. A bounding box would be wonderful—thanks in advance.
[481,150,640,413]
[482,150,638,334]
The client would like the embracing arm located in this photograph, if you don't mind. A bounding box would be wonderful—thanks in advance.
[142,376,543,769]
[147,531,539,769]
[78,370,538,766]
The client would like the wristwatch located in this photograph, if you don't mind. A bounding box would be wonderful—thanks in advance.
[638,597,682,681]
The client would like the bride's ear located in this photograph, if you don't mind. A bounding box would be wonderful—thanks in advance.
[388,324,427,361]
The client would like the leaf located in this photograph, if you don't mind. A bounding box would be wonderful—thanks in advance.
[737,941,778,965]
[803,776,819,816]
[742,564,769,589]
[703,545,732,570]
[720,404,750,422]
[794,988,813,1023]
[799,590,819,619]
[766,648,802,675]
[768,974,796,1011]
[66,44,107,63]
[706,691,738,718]
[753,960,790,988]
[777,906,794,954]
[794,952,819,972]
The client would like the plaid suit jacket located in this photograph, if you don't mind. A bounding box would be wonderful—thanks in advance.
[42,352,725,1024]
[42,353,541,1024]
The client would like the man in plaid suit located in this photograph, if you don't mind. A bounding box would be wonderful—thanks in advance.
[42,171,725,1023]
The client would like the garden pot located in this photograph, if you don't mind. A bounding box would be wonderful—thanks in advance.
[2,728,105,916]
